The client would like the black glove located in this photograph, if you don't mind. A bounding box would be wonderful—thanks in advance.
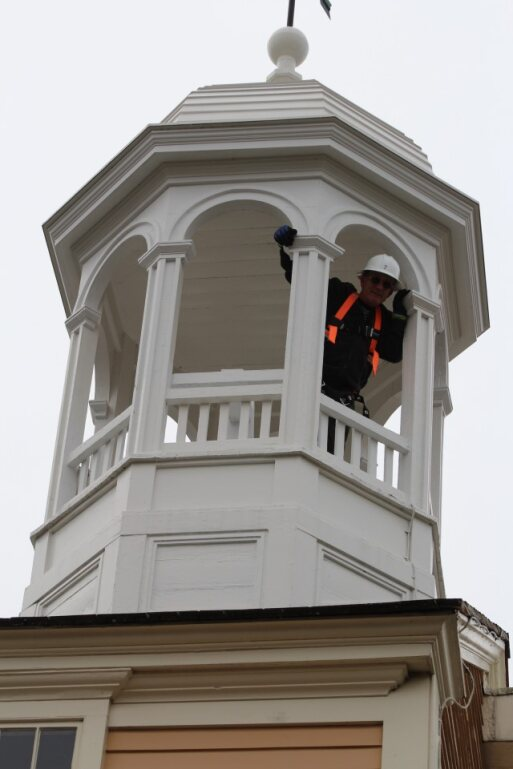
[393,289,409,317]
[273,225,297,247]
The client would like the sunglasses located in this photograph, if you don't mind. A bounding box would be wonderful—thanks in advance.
[366,274,396,290]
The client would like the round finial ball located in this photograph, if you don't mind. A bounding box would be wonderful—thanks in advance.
[267,27,309,67]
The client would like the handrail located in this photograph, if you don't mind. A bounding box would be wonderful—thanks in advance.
[319,394,409,454]
[167,383,282,406]
[68,406,132,467]
[170,369,284,388]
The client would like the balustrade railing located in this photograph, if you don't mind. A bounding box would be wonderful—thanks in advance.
[67,406,131,496]
[61,374,410,508]
[165,370,283,448]
[317,394,409,497]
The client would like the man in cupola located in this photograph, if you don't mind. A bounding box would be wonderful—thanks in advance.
[274,225,409,444]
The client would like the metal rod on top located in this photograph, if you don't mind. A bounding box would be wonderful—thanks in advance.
[287,0,296,26]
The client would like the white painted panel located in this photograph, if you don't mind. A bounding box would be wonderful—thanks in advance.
[318,474,407,556]
[41,565,99,616]
[149,536,262,610]
[46,487,118,569]
[152,464,274,509]
[319,551,405,605]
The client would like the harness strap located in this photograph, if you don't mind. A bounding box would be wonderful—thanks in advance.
[325,292,359,343]
[368,305,382,375]
[325,292,383,376]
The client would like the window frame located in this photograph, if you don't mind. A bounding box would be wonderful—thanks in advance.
[0,699,110,769]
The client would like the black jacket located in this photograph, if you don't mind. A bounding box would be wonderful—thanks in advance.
[280,248,406,393]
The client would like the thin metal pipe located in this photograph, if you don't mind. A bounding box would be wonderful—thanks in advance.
[287,0,295,26]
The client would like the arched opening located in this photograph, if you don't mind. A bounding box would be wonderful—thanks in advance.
[83,235,148,440]
[165,201,290,444]
[174,201,290,373]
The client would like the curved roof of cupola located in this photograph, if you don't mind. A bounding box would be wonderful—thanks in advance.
[162,79,432,173]
[161,26,431,173]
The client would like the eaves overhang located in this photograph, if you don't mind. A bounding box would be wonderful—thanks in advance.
[43,116,488,358]
[0,599,474,704]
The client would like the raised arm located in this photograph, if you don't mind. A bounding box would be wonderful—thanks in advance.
[274,225,297,284]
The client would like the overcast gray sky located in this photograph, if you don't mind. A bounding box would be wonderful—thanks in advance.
[1,1,512,647]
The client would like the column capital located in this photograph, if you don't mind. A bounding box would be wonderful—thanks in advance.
[65,306,101,335]
[434,386,453,416]
[138,241,196,271]
[291,236,345,262]
[406,291,442,327]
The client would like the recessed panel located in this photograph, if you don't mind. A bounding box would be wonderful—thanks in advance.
[149,535,263,611]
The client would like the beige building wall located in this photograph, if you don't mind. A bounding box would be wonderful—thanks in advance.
[104,724,383,769]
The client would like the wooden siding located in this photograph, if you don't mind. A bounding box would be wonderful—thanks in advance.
[105,724,382,769]
[441,664,485,769]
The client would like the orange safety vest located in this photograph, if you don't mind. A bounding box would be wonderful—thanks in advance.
[325,292,382,376]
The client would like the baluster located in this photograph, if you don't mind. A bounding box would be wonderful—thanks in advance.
[334,419,346,459]
[176,404,189,444]
[384,446,394,486]
[102,438,115,474]
[114,428,127,463]
[77,460,89,493]
[218,403,230,441]
[367,438,378,479]
[350,430,362,469]
[259,400,272,439]
[89,450,101,482]
[238,401,251,439]
[197,403,210,443]
[318,411,328,451]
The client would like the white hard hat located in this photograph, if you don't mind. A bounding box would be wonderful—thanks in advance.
[359,254,402,289]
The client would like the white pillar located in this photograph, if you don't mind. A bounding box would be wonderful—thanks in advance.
[399,293,440,512]
[46,306,101,518]
[431,385,452,522]
[128,241,194,454]
[431,330,452,523]
[280,236,343,448]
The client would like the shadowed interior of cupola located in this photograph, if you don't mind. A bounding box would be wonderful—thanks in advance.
[167,201,291,442]
[174,202,291,374]
[85,235,147,440]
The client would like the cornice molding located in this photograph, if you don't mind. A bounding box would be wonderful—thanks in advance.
[138,240,196,270]
[0,609,463,703]
[65,305,101,334]
[0,667,131,701]
[45,119,483,246]
[43,118,486,355]
[116,661,408,703]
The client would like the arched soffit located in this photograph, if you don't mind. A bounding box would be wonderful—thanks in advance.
[170,189,308,242]
[327,212,429,294]
[76,222,157,312]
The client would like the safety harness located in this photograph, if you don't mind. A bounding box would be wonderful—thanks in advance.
[325,292,382,376]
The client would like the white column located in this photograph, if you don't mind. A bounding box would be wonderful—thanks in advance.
[128,241,194,454]
[46,306,101,518]
[431,385,452,522]
[399,293,440,512]
[280,236,343,448]
[431,330,452,523]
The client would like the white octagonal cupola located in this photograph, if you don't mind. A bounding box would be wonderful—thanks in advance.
[23,29,487,617]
